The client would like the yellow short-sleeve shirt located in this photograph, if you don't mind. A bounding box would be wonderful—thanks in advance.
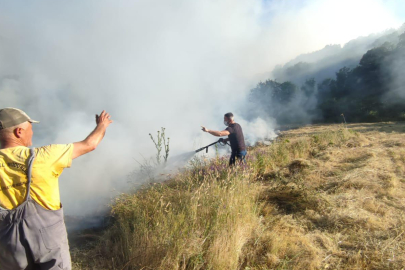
[0,144,73,210]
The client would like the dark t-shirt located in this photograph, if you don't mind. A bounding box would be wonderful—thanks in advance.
[226,123,246,153]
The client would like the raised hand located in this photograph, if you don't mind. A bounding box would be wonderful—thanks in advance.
[73,110,113,159]
[201,126,209,132]
[96,110,113,128]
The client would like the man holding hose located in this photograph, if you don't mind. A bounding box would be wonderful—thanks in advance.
[201,112,247,165]
[0,107,112,270]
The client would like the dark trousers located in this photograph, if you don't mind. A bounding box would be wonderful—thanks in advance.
[229,150,247,166]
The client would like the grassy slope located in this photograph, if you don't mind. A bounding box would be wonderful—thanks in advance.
[72,122,405,270]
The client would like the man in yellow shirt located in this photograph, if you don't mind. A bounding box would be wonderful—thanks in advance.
[0,107,113,270]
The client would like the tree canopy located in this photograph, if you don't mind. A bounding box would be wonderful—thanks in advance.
[248,30,405,125]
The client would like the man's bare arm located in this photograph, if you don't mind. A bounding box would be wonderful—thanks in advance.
[72,110,113,159]
[201,126,230,137]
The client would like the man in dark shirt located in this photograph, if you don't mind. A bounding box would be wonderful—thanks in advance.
[201,112,247,166]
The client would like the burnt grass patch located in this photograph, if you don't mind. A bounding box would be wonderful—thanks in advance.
[261,187,321,215]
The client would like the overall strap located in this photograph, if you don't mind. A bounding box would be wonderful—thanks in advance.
[24,148,36,201]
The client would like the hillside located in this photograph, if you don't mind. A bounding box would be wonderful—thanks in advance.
[72,122,405,270]
[245,24,405,126]
[272,24,405,85]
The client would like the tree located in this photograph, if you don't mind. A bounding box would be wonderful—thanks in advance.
[359,46,390,70]
[278,81,297,103]
[398,32,405,48]
[332,67,353,98]
[301,78,316,97]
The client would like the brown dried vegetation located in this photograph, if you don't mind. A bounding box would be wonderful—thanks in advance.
[73,122,405,270]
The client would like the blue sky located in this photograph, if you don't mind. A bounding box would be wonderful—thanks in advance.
[392,3,405,21]
[262,0,405,24]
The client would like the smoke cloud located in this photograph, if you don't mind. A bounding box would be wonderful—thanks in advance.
[0,0,402,216]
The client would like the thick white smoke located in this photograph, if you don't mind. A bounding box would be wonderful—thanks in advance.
[0,0,402,216]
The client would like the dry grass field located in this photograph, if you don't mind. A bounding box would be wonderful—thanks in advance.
[72,122,405,270]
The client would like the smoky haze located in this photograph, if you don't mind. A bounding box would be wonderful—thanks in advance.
[0,0,402,216]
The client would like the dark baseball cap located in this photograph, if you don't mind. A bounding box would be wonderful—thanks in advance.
[0,108,39,130]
